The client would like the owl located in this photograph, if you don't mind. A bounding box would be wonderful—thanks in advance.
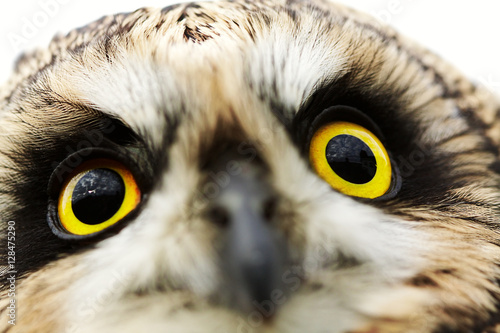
[0,0,500,332]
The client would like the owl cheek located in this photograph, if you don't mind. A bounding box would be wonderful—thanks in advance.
[204,150,290,315]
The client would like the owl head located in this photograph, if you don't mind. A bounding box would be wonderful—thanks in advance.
[1,0,500,332]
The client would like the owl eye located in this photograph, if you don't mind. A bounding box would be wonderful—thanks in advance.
[55,158,141,236]
[309,121,392,199]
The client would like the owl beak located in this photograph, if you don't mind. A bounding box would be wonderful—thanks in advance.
[223,192,288,317]
[207,155,289,317]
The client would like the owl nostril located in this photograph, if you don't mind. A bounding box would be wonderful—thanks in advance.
[262,197,278,221]
[207,205,230,228]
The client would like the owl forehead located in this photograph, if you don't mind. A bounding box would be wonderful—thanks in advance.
[4,0,478,172]
[4,0,464,156]
[46,6,351,151]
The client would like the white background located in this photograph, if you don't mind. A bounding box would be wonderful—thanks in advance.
[0,0,499,94]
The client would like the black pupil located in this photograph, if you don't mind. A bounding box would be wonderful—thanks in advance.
[71,168,125,225]
[326,134,377,184]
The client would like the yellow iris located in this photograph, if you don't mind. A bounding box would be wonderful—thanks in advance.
[58,158,141,236]
[309,121,391,199]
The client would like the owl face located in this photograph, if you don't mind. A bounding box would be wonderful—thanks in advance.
[1,1,500,332]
